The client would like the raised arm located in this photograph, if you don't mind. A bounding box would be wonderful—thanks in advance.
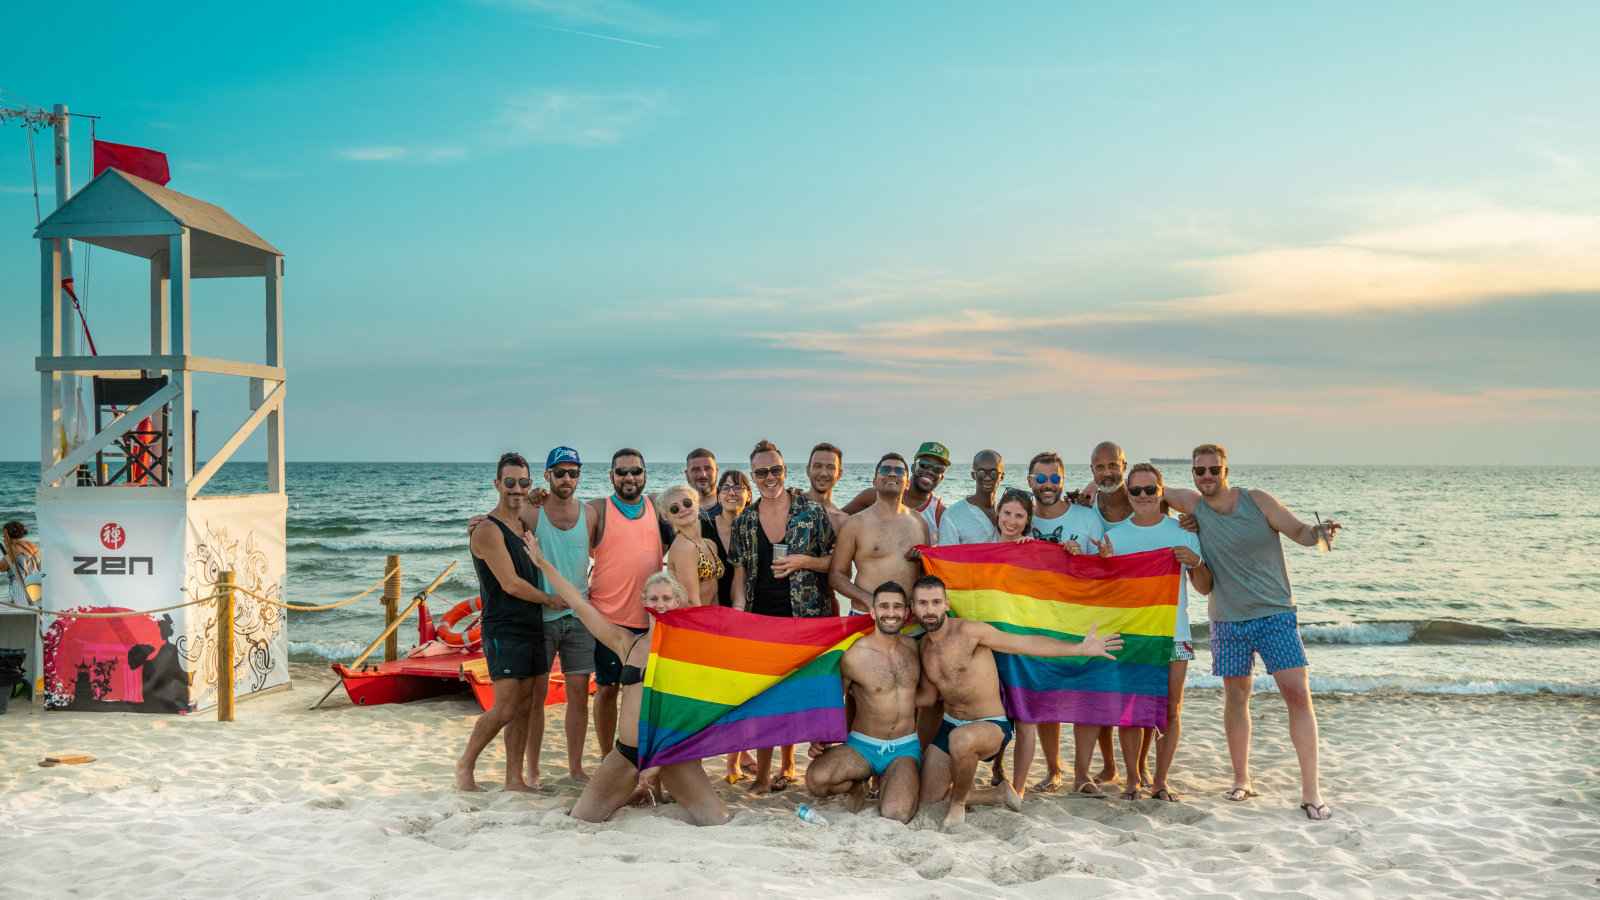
[828,519,873,613]
[1251,489,1338,548]
[840,487,876,515]
[976,621,1122,661]
[1162,487,1200,514]
[527,537,633,656]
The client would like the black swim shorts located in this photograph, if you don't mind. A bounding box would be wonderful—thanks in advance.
[483,630,548,681]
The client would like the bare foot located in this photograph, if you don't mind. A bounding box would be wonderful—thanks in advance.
[942,801,967,830]
[1034,772,1066,794]
[504,781,537,793]
[1002,781,1023,812]
[628,784,658,807]
[454,759,483,792]
[750,775,774,796]
[568,769,589,784]
[846,780,869,814]
[989,760,1007,786]
[522,769,543,789]
[1094,767,1118,784]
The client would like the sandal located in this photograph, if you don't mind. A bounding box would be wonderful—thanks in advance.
[1151,788,1181,802]
[1223,786,1258,802]
[1120,788,1143,801]
[1300,802,1332,821]
[1072,781,1107,799]
[769,775,791,793]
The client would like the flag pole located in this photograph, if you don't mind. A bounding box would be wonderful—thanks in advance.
[52,104,78,450]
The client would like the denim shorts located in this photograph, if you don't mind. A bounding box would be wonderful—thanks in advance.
[542,615,596,675]
[1209,611,1308,677]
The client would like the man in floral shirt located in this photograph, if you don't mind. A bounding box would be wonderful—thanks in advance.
[729,439,837,792]
[730,439,837,619]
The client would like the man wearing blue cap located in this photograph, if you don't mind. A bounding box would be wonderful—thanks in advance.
[524,445,596,785]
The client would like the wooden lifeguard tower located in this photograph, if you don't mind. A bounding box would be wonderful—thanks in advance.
[28,169,289,712]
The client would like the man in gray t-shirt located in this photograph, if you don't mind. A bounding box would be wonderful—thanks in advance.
[1164,443,1341,822]
[937,450,1003,546]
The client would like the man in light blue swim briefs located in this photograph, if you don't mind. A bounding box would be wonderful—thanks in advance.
[804,581,924,822]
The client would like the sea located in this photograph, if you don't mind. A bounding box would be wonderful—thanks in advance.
[4,461,1597,699]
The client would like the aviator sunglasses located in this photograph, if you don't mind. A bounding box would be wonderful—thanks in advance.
[502,477,533,489]
[1193,465,1224,476]
[877,464,907,477]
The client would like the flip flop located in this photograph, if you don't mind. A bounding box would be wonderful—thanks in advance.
[1120,787,1143,800]
[1224,787,1258,802]
[1072,782,1107,799]
[1151,788,1181,802]
[1300,802,1332,821]
[769,775,791,793]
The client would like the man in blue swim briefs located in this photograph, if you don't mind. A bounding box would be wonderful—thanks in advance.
[805,581,924,822]
[913,574,1124,830]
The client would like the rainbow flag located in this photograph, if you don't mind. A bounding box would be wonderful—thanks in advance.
[920,543,1181,729]
[636,606,874,770]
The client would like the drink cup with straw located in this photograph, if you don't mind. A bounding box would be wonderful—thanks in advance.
[1314,513,1333,553]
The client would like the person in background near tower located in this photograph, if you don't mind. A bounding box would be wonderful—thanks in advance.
[1160,443,1340,821]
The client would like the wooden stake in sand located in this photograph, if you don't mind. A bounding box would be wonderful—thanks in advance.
[383,554,402,663]
[216,570,236,723]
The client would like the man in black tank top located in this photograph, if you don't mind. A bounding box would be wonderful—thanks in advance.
[455,452,559,793]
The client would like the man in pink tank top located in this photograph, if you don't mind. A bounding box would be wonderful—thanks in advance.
[585,448,668,758]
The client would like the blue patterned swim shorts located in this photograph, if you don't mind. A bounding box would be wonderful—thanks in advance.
[1209,611,1308,677]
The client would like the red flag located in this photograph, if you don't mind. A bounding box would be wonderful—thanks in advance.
[93,140,171,185]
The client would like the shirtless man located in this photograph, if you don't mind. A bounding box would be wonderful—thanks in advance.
[830,453,929,614]
[803,442,850,532]
[804,581,923,822]
[842,441,950,539]
[913,575,1122,829]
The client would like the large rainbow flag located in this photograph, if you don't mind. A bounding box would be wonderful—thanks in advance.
[636,606,874,770]
[920,542,1181,729]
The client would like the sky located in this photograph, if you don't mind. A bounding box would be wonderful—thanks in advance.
[2,1,1597,466]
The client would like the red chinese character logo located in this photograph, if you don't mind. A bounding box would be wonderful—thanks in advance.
[100,522,126,550]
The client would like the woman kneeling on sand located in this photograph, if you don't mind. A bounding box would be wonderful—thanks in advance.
[527,538,732,826]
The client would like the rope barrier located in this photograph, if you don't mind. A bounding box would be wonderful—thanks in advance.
[0,564,403,619]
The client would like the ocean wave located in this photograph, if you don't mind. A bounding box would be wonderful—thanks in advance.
[294,537,467,554]
[287,522,368,538]
[1188,672,1600,698]
[288,639,367,662]
[1190,618,1600,647]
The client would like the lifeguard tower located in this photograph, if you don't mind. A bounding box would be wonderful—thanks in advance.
[27,169,288,712]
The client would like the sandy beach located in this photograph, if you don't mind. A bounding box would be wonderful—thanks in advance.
[2,663,1595,899]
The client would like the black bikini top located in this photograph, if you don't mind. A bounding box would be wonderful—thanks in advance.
[619,635,647,686]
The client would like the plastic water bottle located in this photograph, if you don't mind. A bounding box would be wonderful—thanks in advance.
[795,803,829,826]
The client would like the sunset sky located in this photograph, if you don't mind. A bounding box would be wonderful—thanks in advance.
[3,1,1596,465]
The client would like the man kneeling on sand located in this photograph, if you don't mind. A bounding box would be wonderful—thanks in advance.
[805,581,923,823]
[913,575,1122,829]
[528,541,732,826]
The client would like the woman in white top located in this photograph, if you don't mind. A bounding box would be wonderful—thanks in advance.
[1098,463,1212,801]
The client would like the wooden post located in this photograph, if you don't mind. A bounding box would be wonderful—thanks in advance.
[216,570,236,722]
[383,555,402,663]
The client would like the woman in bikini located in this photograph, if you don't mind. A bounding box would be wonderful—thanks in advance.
[663,484,724,606]
[526,540,731,826]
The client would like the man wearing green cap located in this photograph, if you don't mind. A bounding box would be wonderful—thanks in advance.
[842,441,951,539]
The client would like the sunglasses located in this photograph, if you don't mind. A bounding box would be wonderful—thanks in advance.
[1128,484,1160,497]
[752,465,785,480]
[915,460,947,475]
[667,500,697,515]
[613,467,645,477]
[1193,465,1224,476]
[1032,473,1062,485]
[549,468,580,481]
[502,477,533,489]
[974,468,1000,479]
[877,464,907,477]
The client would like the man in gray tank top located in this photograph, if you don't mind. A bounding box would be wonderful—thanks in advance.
[1164,443,1341,822]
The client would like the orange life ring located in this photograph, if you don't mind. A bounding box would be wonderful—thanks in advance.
[437,596,484,647]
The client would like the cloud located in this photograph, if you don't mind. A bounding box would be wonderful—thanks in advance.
[486,0,711,38]
[493,90,667,147]
[1179,205,1600,316]
[336,145,469,163]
